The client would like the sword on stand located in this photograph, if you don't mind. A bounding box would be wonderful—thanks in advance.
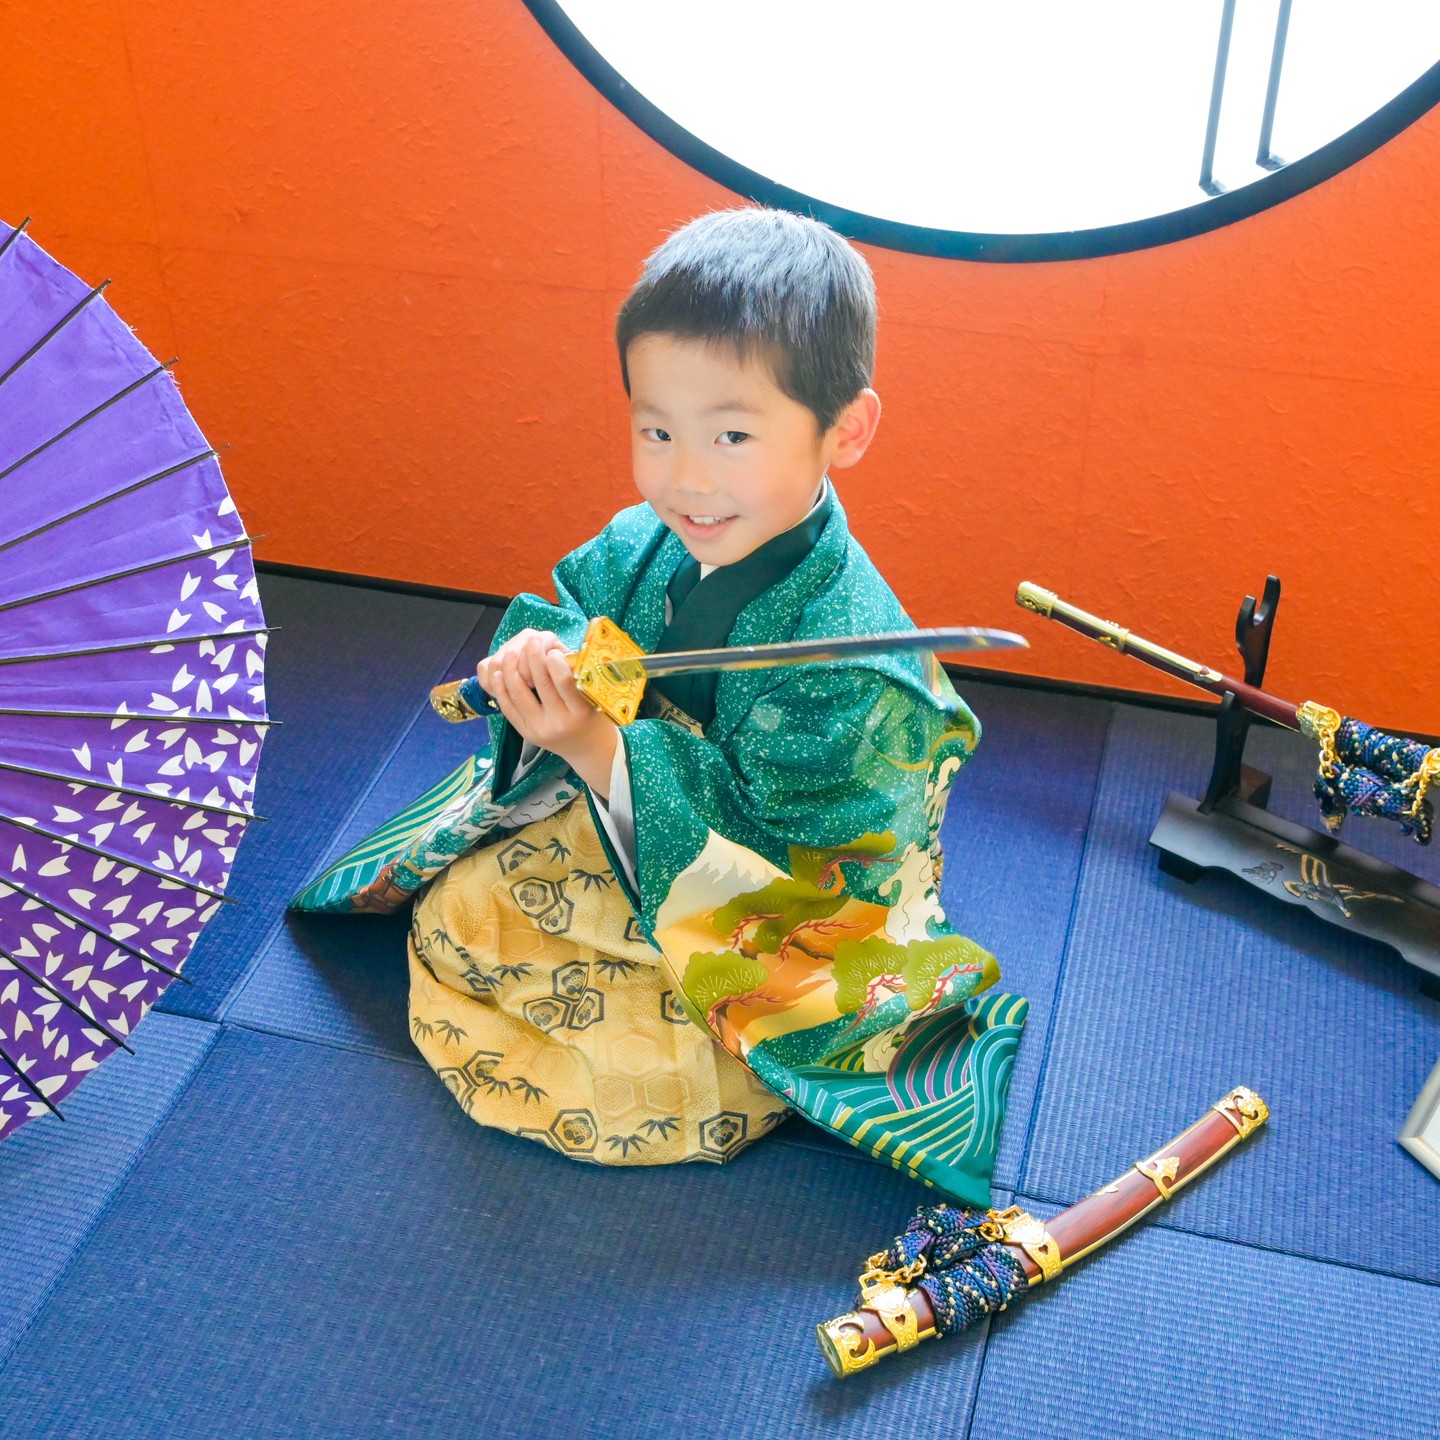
[430,616,1029,727]
[1016,583,1440,842]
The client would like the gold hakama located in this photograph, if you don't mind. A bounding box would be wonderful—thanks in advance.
[407,795,787,1164]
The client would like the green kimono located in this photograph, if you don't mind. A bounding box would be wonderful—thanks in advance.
[291,494,1026,1205]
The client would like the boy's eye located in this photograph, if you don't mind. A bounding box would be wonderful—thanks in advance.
[716,430,750,445]
[641,427,671,442]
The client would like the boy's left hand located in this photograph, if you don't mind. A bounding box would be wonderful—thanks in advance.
[480,631,620,799]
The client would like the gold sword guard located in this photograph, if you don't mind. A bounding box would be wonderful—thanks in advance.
[429,617,647,727]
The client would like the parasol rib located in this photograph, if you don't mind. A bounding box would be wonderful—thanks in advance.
[0,708,275,729]
[0,757,258,822]
[0,217,30,266]
[0,222,270,1142]
[0,814,234,904]
[0,869,194,982]
[0,450,217,558]
[0,1045,65,1120]
[0,280,112,393]
[0,625,273,667]
[0,535,254,616]
[0,360,171,485]
[0,939,134,1052]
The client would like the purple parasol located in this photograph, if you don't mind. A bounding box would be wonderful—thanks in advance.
[0,219,269,1140]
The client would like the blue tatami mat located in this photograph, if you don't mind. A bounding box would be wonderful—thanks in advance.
[0,1027,994,1440]
[1024,705,1440,1282]
[159,576,489,1022]
[0,1013,218,1367]
[227,640,499,1058]
[970,1203,1440,1440]
[232,907,417,1060]
[937,680,1110,1187]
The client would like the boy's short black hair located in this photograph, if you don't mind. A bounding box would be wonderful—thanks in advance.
[615,207,876,433]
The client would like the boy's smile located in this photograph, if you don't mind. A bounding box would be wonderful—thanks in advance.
[626,334,879,566]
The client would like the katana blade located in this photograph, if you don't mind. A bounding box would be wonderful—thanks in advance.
[432,622,1027,727]
[611,626,1028,681]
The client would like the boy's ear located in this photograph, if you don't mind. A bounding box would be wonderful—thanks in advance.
[827,388,882,470]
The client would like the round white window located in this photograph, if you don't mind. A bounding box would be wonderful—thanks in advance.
[528,1,1440,259]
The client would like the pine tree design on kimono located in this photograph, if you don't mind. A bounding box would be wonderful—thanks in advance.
[652,823,1024,1203]
[664,830,996,1050]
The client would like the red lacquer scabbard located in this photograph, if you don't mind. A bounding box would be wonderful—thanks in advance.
[1015,584,1301,730]
[818,1086,1268,1376]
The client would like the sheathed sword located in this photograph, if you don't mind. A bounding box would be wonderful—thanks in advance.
[817,1085,1268,1377]
[429,617,1028,727]
[1016,582,1440,842]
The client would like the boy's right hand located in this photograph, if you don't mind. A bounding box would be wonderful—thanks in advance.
[476,628,620,799]
[475,629,566,697]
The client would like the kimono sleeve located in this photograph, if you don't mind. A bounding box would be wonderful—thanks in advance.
[287,518,643,912]
[618,664,978,930]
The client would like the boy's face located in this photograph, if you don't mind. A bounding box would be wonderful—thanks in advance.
[627,334,875,566]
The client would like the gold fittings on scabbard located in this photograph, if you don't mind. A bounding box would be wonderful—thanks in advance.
[816,1312,884,1378]
[816,1255,937,1377]
[815,1204,1064,1377]
[988,1205,1063,1284]
[1015,582,1129,650]
[866,1283,927,1353]
[1135,1154,1180,1201]
[1014,581,1221,682]
[816,1293,936,1378]
[1298,702,1343,780]
[1015,581,1056,618]
[819,1088,1271,1379]
[1212,1085,1269,1139]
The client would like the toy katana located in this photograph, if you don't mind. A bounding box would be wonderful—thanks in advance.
[430,617,1028,728]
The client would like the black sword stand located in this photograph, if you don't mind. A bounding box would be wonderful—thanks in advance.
[1148,575,1440,990]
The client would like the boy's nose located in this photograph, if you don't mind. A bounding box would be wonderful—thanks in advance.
[671,453,717,496]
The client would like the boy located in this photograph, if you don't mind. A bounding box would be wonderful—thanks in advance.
[291,209,1025,1203]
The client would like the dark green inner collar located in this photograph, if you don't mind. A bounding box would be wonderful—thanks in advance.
[650,484,834,727]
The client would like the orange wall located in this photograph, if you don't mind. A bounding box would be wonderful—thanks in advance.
[2,1,1437,730]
